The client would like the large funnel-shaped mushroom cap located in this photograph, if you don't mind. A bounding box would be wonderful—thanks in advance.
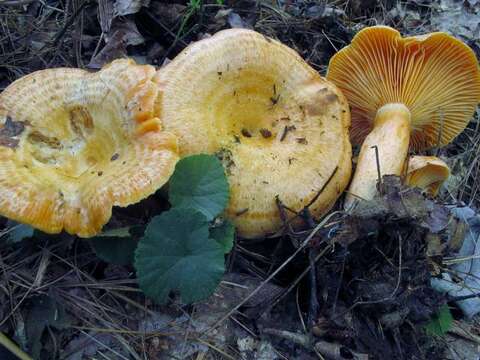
[0,59,179,237]
[405,155,450,196]
[327,25,480,150]
[154,29,351,238]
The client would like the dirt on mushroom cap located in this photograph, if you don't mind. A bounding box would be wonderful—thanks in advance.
[0,59,179,237]
[154,29,352,238]
[326,25,480,150]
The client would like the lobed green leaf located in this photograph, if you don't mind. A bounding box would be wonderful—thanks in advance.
[169,154,229,221]
[135,208,225,304]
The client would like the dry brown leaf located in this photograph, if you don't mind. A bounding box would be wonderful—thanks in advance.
[113,0,150,16]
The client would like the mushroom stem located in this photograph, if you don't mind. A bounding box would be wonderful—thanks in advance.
[345,103,411,209]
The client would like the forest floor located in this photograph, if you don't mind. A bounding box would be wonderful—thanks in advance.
[1,0,480,359]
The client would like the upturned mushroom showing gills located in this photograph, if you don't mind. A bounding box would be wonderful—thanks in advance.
[326,26,480,209]
[0,59,179,237]
[405,155,450,197]
[154,29,352,238]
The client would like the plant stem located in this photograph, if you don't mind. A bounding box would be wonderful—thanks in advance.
[0,332,32,360]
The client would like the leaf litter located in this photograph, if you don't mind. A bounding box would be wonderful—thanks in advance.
[1,0,480,359]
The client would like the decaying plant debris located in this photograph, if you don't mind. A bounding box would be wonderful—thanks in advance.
[1,1,480,359]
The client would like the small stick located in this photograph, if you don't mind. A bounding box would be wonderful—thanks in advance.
[203,212,341,335]
[300,208,320,327]
[371,145,382,192]
[307,249,320,327]
[304,166,338,209]
[276,195,294,234]
[264,244,333,314]
[263,328,368,360]
[51,0,92,47]
[331,232,403,321]
[0,0,35,5]
[0,332,32,360]
[448,292,480,302]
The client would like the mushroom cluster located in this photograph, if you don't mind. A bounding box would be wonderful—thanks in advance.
[1,26,478,238]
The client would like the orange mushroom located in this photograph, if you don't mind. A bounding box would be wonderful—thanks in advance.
[404,155,450,196]
[154,29,352,238]
[0,59,179,237]
[327,26,480,208]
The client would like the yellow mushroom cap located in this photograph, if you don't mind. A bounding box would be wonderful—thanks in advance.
[405,155,450,196]
[154,29,352,238]
[327,25,480,150]
[0,59,179,237]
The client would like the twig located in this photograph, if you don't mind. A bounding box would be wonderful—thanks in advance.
[80,330,131,360]
[50,0,91,47]
[304,167,339,209]
[449,320,480,345]
[263,328,311,347]
[0,0,36,5]
[307,248,320,327]
[195,338,236,360]
[70,326,175,336]
[0,280,35,328]
[266,197,296,274]
[296,286,307,333]
[229,316,257,338]
[161,4,200,64]
[275,195,294,234]
[300,208,320,327]
[314,340,368,360]
[203,211,342,336]
[331,255,346,316]
[264,328,368,360]
[333,232,403,319]
[372,145,382,191]
[143,12,189,47]
[301,210,320,327]
[321,30,338,52]
[448,292,480,302]
[262,244,333,316]
[0,332,32,360]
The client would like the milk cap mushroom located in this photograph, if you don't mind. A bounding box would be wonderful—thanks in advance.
[326,26,480,208]
[0,59,179,237]
[154,29,352,238]
[405,156,450,196]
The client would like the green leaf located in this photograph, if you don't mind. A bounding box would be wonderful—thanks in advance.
[135,208,225,304]
[210,220,235,254]
[425,304,453,336]
[169,154,229,221]
[96,227,132,238]
[4,221,34,243]
[25,294,70,358]
[90,228,139,265]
